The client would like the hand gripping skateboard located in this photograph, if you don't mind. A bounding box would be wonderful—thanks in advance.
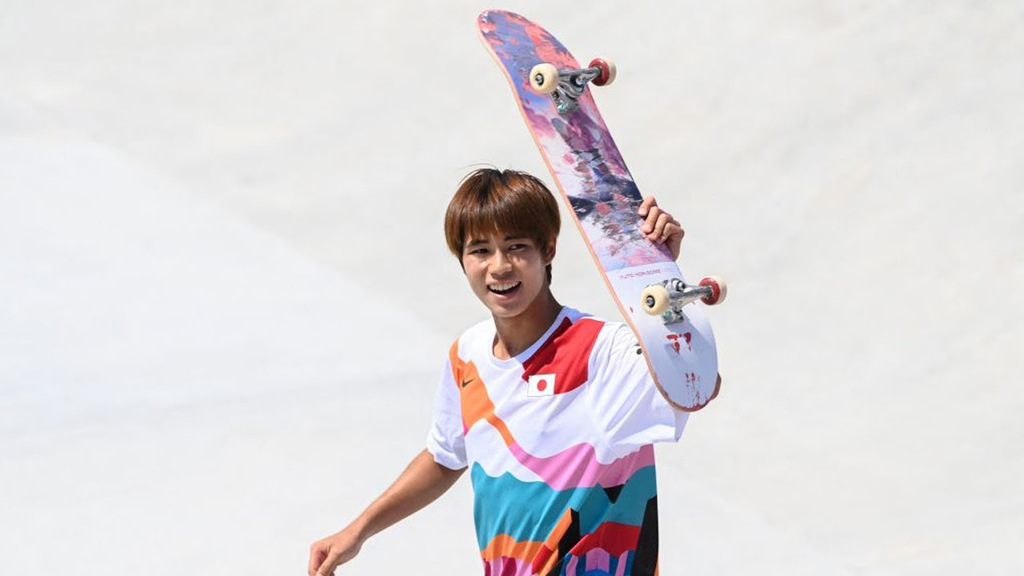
[478,10,727,411]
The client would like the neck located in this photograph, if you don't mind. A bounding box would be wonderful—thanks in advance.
[492,289,562,360]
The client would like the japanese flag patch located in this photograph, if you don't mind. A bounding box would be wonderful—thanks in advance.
[527,374,556,398]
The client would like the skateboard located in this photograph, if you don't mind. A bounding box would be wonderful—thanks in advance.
[478,10,726,411]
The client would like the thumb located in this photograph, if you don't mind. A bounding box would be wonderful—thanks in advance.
[308,543,326,576]
[319,542,362,576]
[316,551,340,576]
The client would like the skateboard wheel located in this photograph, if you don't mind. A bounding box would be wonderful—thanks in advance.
[589,58,616,86]
[529,63,559,94]
[640,285,670,315]
[699,276,727,305]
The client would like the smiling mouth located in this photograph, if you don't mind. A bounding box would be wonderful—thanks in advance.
[488,281,522,295]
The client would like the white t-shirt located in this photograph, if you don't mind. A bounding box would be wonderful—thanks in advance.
[426,307,686,576]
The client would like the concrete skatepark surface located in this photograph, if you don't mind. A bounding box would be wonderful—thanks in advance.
[1,1,1021,574]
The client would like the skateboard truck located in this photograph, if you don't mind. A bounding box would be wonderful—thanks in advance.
[640,276,727,323]
[529,58,616,114]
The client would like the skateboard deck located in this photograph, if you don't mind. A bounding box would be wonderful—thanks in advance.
[478,10,722,411]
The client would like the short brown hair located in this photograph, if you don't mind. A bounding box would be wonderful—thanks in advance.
[445,168,561,281]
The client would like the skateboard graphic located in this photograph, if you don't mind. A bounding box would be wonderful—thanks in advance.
[478,10,726,411]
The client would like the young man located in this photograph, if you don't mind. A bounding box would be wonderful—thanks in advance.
[309,168,713,576]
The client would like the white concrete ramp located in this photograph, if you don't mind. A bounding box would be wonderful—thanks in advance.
[0,138,459,574]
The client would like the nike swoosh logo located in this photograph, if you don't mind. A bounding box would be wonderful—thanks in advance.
[461,378,475,388]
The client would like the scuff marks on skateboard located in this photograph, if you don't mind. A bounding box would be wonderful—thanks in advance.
[665,333,693,354]
[479,10,671,272]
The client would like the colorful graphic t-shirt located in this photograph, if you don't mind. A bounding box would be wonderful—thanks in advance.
[426,308,688,576]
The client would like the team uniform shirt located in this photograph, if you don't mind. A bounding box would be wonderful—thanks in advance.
[426,307,688,576]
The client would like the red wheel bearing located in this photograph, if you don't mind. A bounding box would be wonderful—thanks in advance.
[589,58,615,86]
[699,277,724,305]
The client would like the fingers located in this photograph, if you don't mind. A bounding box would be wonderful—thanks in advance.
[310,532,362,576]
[647,212,678,242]
[314,551,339,576]
[637,195,658,218]
[639,197,674,235]
[638,196,685,260]
[308,543,327,576]
[639,198,684,240]
[317,557,338,576]
[639,197,664,236]
[309,541,341,576]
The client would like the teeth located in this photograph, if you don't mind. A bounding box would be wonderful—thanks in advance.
[489,281,521,292]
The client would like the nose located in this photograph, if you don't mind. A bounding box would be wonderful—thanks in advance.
[491,248,513,275]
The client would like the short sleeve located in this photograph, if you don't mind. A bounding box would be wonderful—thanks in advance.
[586,323,688,452]
[425,357,468,470]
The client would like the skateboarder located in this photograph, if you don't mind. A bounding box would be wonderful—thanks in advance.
[308,168,718,576]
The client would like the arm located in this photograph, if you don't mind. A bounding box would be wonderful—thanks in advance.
[308,449,465,576]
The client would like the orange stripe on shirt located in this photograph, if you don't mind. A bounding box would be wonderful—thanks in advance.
[450,345,515,445]
[480,533,545,562]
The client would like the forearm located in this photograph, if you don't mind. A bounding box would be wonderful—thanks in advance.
[350,449,464,541]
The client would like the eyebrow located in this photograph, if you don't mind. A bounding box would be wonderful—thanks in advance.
[465,235,528,247]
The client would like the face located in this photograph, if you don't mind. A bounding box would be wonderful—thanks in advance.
[461,232,553,320]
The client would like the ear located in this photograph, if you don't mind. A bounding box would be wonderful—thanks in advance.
[544,240,557,264]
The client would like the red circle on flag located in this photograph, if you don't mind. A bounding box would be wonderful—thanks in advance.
[537,379,548,392]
